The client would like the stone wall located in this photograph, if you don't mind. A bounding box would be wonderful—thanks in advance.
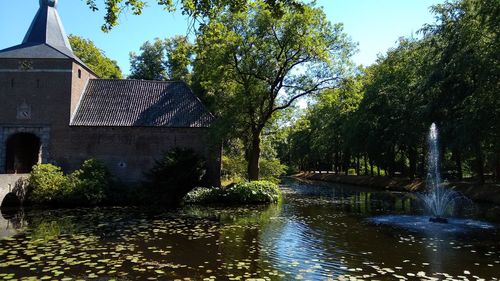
[0,57,75,174]
[0,126,50,173]
[0,174,28,207]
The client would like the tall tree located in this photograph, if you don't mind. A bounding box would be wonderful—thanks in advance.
[194,1,354,180]
[129,38,168,80]
[284,0,499,183]
[68,35,123,79]
[422,0,499,182]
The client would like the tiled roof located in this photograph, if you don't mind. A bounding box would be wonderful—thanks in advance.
[0,43,75,60]
[70,79,214,128]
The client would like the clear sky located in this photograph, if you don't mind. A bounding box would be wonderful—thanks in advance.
[0,0,444,75]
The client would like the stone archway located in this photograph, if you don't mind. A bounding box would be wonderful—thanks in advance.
[0,126,50,174]
[5,133,41,173]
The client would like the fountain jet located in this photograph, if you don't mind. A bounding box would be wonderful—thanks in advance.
[420,123,460,223]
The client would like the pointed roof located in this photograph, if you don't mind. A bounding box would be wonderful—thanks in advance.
[23,0,72,52]
[0,0,88,68]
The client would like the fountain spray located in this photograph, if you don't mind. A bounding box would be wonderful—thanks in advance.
[420,123,460,223]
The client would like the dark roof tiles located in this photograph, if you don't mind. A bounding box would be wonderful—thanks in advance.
[70,79,214,128]
[0,43,74,60]
[22,3,72,51]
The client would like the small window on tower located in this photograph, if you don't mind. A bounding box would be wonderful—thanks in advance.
[78,69,82,79]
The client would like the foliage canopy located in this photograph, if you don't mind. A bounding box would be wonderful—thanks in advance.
[69,35,123,79]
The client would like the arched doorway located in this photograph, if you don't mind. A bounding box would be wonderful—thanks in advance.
[5,133,41,173]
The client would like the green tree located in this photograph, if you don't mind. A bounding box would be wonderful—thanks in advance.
[129,38,168,80]
[165,36,194,82]
[356,38,429,177]
[194,1,354,180]
[282,0,499,183]
[309,75,364,174]
[422,0,499,182]
[68,35,123,79]
[84,0,304,32]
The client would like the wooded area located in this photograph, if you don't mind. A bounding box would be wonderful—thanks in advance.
[82,0,498,183]
[281,0,499,183]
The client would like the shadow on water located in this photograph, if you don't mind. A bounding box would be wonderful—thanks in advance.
[0,178,498,280]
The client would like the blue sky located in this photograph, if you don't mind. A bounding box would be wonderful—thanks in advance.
[0,0,444,75]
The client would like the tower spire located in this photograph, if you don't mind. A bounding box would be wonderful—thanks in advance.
[23,0,72,52]
[40,0,58,8]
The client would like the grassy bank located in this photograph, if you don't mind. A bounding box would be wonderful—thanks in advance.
[293,172,500,205]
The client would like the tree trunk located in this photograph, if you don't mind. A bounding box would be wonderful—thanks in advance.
[453,148,463,180]
[474,142,484,184]
[496,154,500,182]
[408,147,417,179]
[356,156,360,176]
[334,152,340,174]
[247,130,261,181]
[419,147,426,178]
[364,154,368,175]
[496,149,500,182]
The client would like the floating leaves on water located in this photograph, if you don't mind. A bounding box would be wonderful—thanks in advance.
[0,197,499,281]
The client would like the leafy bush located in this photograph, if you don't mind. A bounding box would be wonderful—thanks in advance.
[259,159,287,183]
[146,148,207,205]
[27,160,111,206]
[28,164,69,205]
[185,180,281,204]
[69,159,110,205]
[221,154,246,184]
[184,187,224,203]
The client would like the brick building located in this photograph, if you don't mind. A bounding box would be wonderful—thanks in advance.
[0,0,221,184]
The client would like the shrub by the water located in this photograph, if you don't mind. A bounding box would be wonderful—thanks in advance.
[27,160,111,206]
[185,180,281,204]
[259,159,287,183]
[146,148,206,205]
[28,164,69,205]
[68,159,110,205]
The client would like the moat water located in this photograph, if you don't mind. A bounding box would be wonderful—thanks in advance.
[1,179,499,280]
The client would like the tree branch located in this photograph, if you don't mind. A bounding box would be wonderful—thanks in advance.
[272,77,340,112]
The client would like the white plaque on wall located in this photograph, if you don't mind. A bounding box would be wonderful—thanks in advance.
[17,101,32,120]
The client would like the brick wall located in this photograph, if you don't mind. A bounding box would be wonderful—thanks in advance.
[0,57,221,186]
[59,126,221,185]
[70,62,95,118]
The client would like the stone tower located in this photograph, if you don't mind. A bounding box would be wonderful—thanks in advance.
[0,0,95,173]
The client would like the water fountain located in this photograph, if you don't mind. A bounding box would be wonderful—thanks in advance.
[368,123,494,232]
[420,123,460,223]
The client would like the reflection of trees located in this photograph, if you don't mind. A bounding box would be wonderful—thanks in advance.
[181,204,285,278]
[217,203,284,279]
[27,215,76,242]
[263,180,426,278]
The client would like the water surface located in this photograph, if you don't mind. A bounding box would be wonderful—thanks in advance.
[1,179,499,280]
